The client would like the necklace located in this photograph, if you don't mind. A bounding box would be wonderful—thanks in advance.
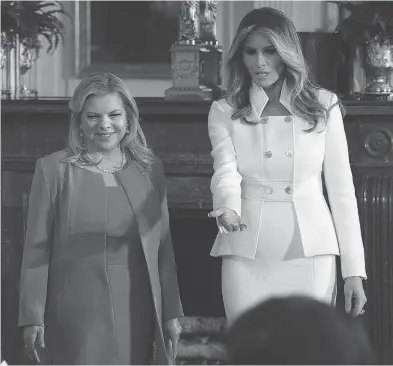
[85,149,126,174]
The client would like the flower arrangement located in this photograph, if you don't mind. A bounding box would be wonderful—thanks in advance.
[1,1,70,59]
[329,1,393,62]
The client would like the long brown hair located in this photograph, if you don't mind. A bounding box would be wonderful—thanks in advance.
[225,7,343,132]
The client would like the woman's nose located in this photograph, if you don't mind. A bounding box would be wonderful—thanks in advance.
[256,52,267,66]
[99,115,112,129]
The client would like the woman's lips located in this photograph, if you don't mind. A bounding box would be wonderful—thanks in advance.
[96,132,115,139]
[255,71,269,78]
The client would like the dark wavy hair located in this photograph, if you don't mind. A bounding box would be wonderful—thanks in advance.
[227,296,375,365]
[225,7,343,132]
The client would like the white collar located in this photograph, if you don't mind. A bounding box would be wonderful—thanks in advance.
[245,78,292,122]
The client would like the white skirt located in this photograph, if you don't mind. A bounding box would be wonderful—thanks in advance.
[221,202,337,324]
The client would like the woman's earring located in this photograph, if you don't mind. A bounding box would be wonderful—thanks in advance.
[80,130,87,147]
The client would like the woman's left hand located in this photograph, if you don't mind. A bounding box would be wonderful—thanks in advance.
[344,276,367,317]
[163,318,182,364]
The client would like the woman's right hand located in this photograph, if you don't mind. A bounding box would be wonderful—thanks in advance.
[208,208,247,233]
[22,325,45,363]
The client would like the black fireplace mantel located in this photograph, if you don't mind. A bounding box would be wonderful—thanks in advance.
[3,96,393,114]
[2,97,393,209]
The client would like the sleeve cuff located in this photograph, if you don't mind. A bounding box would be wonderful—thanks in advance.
[213,195,242,217]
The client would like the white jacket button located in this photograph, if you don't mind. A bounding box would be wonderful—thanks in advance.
[285,187,292,194]
[284,116,292,123]
[285,150,293,157]
[260,117,269,124]
[265,151,273,158]
[265,187,274,195]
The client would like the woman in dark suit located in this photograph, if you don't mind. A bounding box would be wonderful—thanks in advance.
[18,72,183,365]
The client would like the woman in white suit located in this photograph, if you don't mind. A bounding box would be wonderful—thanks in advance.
[207,7,367,323]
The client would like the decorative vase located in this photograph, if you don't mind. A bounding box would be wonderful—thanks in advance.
[1,33,38,99]
[1,33,20,99]
[19,42,38,98]
[362,37,393,99]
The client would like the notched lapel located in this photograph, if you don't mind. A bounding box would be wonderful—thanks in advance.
[245,78,294,122]
[115,162,162,261]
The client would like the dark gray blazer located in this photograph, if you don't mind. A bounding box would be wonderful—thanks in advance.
[18,150,183,364]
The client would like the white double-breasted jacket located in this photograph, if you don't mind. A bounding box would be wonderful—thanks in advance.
[208,80,367,279]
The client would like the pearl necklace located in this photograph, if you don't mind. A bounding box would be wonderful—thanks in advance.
[85,149,126,174]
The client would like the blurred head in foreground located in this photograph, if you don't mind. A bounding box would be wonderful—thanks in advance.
[226,296,374,365]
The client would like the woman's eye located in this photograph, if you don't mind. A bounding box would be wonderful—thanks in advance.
[110,113,121,118]
[87,115,99,120]
[245,49,256,55]
[265,48,277,55]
